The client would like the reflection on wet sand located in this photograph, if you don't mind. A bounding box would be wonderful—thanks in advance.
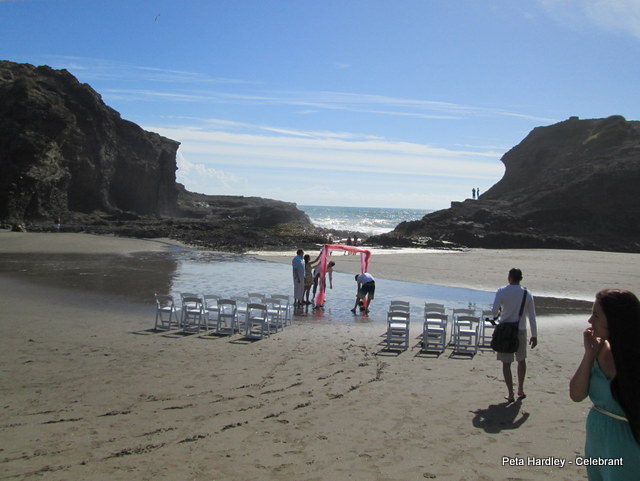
[0,252,178,303]
[0,249,591,324]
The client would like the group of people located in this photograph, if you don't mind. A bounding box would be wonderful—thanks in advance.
[293,253,639,479]
[291,249,336,308]
[291,249,375,313]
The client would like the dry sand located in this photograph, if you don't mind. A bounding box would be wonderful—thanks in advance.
[1,231,639,480]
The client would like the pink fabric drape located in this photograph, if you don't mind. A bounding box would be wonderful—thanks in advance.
[315,244,371,306]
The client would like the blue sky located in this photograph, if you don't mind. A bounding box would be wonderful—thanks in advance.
[1,0,639,209]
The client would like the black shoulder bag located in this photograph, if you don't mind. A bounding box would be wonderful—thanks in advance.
[491,289,527,354]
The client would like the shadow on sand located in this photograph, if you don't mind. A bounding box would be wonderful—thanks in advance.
[471,399,530,433]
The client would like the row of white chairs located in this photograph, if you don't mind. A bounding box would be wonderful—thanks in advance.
[154,292,292,340]
[385,301,495,354]
[423,304,495,355]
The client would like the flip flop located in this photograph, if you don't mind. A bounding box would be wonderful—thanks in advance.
[517,393,527,400]
[504,396,515,404]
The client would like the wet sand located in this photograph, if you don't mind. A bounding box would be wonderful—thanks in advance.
[1,231,639,480]
[255,247,640,302]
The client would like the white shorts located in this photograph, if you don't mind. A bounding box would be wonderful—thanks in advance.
[497,331,528,363]
[293,277,304,301]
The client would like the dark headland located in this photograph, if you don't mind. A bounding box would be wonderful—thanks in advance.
[370,115,640,253]
[1,61,638,253]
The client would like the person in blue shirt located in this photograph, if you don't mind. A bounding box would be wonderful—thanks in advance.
[291,249,305,308]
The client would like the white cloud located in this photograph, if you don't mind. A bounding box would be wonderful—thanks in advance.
[585,0,640,37]
[151,123,503,181]
[99,85,554,123]
[176,151,242,194]
[539,0,640,38]
[42,55,257,85]
[160,121,505,209]
[46,56,553,124]
[162,116,385,140]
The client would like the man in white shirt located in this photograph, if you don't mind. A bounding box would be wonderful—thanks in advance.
[351,272,375,314]
[492,268,538,403]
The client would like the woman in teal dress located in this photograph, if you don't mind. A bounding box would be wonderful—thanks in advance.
[570,289,640,480]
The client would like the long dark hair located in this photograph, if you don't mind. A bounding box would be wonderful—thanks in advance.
[597,289,640,443]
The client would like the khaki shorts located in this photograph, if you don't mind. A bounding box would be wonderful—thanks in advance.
[497,330,528,363]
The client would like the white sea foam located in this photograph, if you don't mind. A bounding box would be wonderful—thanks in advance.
[299,205,432,237]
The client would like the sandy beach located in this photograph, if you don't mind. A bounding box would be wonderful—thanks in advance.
[1,231,639,480]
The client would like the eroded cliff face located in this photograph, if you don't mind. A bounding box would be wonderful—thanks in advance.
[0,61,180,221]
[484,115,639,225]
[379,116,640,252]
[0,61,311,238]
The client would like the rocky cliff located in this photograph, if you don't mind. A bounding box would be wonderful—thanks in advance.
[0,61,311,243]
[0,61,181,221]
[375,116,640,253]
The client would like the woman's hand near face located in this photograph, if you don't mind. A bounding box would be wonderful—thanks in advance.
[583,327,605,359]
[570,327,603,402]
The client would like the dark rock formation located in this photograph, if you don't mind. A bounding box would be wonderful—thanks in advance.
[174,184,310,227]
[371,116,640,253]
[0,61,312,249]
[0,61,180,221]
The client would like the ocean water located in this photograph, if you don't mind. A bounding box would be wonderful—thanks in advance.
[299,205,432,236]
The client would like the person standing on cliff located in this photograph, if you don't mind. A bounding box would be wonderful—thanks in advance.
[292,249,305,308]
[491,268,538,403]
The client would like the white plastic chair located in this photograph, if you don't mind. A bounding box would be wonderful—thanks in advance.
[386,309,410,351]
[233,296,250,330]
[180,293,206,333]
[248,292,265,303]
[479,309,496,348]
[452,307,476,317]
[422,312,448,353]
[389,300,410,313]
[244,303,270,340]
[154,293,179,330]
[215,299,238,336]
[203,294,220,326]
[424,302,445,314]
[263,297,284,332]
[271,294,291,325]
[452,315,480,355]
[450,308,476,346]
